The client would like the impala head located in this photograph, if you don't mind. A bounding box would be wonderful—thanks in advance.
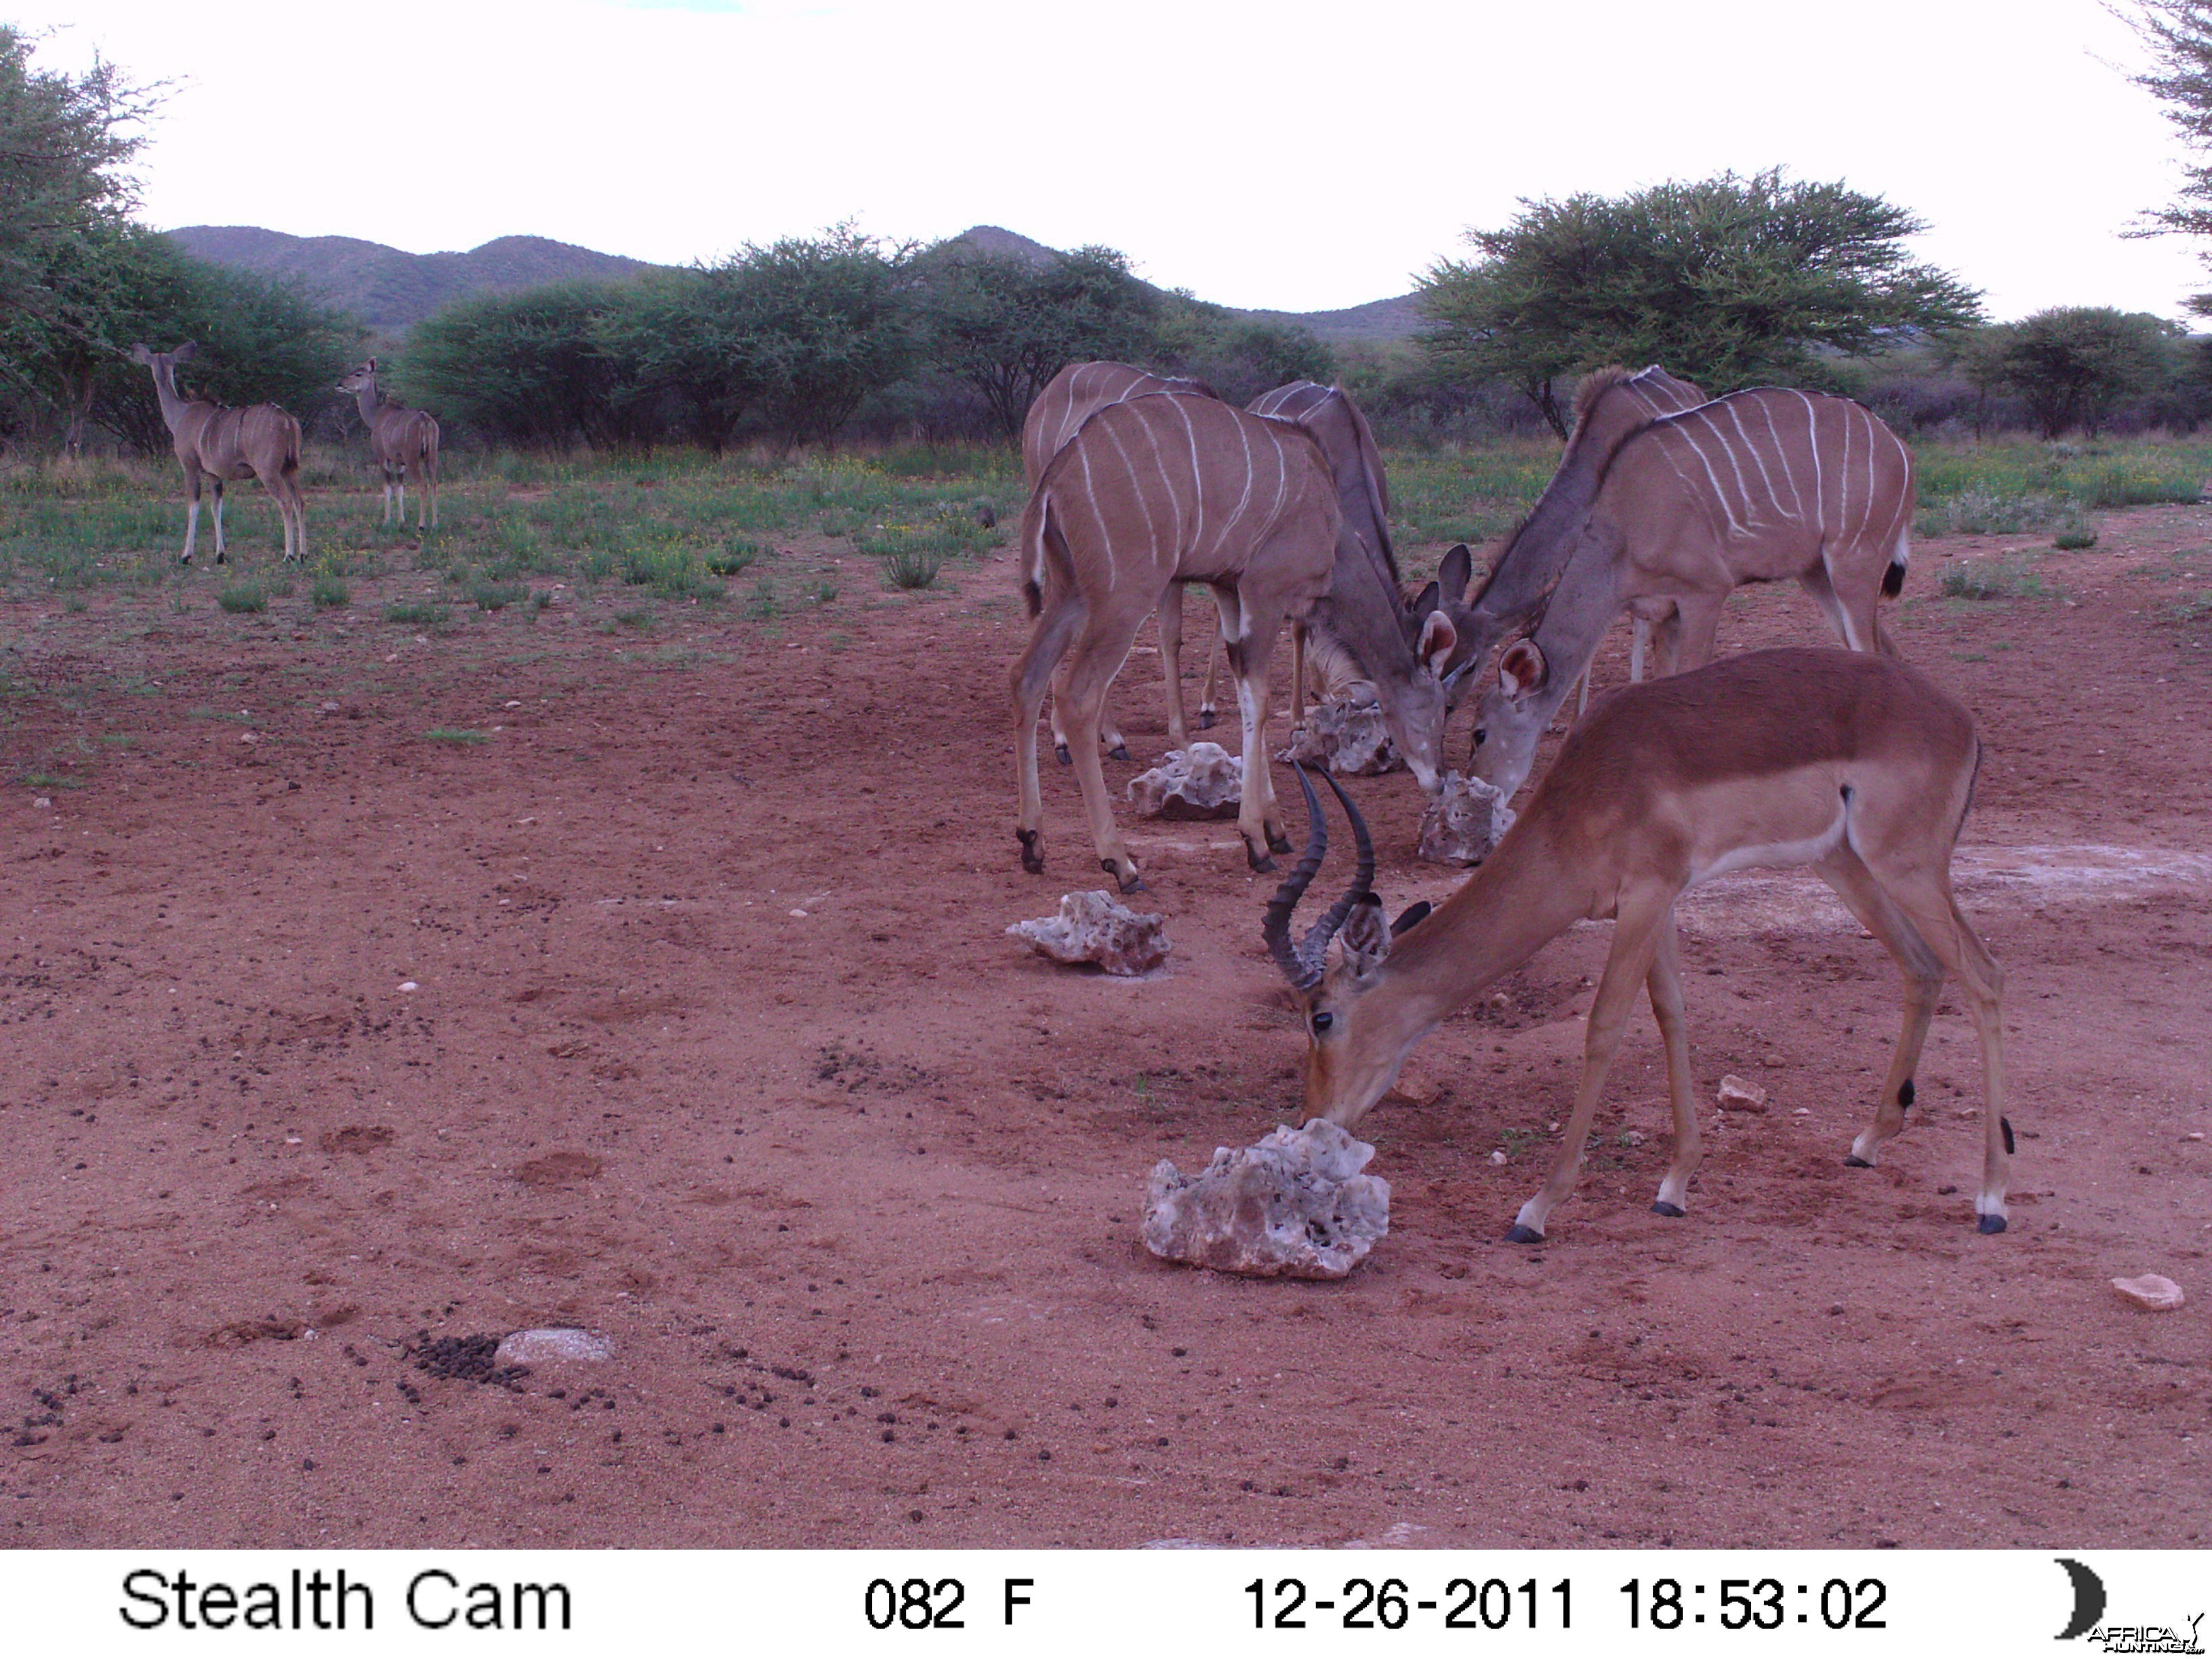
[336,358,379,395]
[1265,765,1435,1130]
[1468,636,1551,802]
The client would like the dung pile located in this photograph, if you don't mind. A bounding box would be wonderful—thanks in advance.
[1007,890,1170,976]
[1143,1119,1389,1279]
[1417,771,1515,865]
[1126,741,1242,819]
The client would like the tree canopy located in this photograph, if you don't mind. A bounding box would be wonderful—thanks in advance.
[1948,308,2182,438]
[1418,168,1984,436]
[2122,0,2212,309]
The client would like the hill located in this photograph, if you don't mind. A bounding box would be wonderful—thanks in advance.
[165,226,664,331]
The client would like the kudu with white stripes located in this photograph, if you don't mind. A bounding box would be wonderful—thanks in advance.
[1023,361,1222,760]
[131,342,307,565]
[1267,648,2013,1243]
[1246,380,1475,771]
[337,359,442,530]
[1469,384,1917,803]
[1012,392,1338,889]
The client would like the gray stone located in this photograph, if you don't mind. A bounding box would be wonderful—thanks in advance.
[1008,890,1170,976]
[1416,771,1515,865]
[1280,691,1403,776]
[495,1327,615,1366]
[2110,1273,2185,1311]
[1126,741,1242,820]
[1143,1119,1390,1279]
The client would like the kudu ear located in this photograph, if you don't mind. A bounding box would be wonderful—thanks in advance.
[1390,900,1432,937]
[172,341,198,363]
[1410,579,1440,616]
[1439,544,1473,598]
[366,357,377,371]
[129,343,154,365]
[1497,638,1548,701]
[1338,893,1391,981]
[1417,611,1458,678]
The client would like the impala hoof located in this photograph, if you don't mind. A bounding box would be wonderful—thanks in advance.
[1265,827,1294,857]
[1053,743,1071,766]
[1504,1224,1544,1245]
[1843,1155,1873,1168]
[1101,859,1145,895]
[1976,1214,2007,1235]
[1016,828,1043,874]
[1651,1201,1686,1218]
[1246,848,1277,874]
[1108,744,1132,763]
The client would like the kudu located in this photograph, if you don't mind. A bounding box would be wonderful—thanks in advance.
[1023,361,1223,762]
[1469,382,1917,804]
[337,359,441,529]
[131,342,307,565]
[1266,648,2011,1242]
[1012,392,1340,890]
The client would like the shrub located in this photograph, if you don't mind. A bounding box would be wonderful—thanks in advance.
[743,577,780,620]
[883,549,941,589]
[311,573,350,608]
[2071,463,2201,508]
[708,537,760,576]
[1938,557,2050,599]
[1916,488,2064,538]
[217,585,267,613]
[472,581,529,611]
[424,728,489,744]
[2051,511,2099,550]
[384,601,448,626]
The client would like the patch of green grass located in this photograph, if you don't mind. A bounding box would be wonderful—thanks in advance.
[472,581,530,611]
[20,771,87,790]
[708,537,761,576]
[1916,488,2066,539]
[311,573,350,608]
[2168,592,2212,622]
[613,609,651,630]
[217,585,268,614]
[2071,462,2202,508]
[424,728,491,744]
[2051,510,2098,551]
[743,577,780,621]
[383,602,449,627]
[882,548,942,590]
[1938,557,2053,600]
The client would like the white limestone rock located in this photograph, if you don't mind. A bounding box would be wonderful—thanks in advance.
[1417,771,1515,865]
[1143,1119,1389,1279]
[495,1327,614,1366]
[2110,1273,2185,1311]
[1126,741,1242,820]
[1008,890,1170,977]
[1717,1074,1769,1113]
[1280,691,1403,776]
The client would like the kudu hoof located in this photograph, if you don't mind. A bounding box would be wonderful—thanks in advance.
[1843,1155,1873,1168]
[1053,743,1071,767]
[1976,1214,2008,1235]
[1016,828,1043,874]
[1651,1201,1687,1218]
[1101,859,1146,895]
[1245,846,1277,874]
[1197,710,1216,731]
[1108,744,1132,763]
[1504,1224,1544,1245]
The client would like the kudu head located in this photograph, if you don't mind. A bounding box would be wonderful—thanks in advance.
[1410,543,1485,712]
[336,358,380,397]
[1264,764,1435,1130]
[130,340,197,390]
[1467,634,1553,803]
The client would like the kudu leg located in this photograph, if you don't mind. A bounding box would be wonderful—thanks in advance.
[181,471,202,565]
[1197,627,1221,731]
[1223,600,1292,867]
[1061,615,1151,892]
[1672,594,1724,672]
[1508,884,1671,1243]
[1010,593,1085,875]
[211,481,227,565]
[1630,616,1650,682]
[1643,924,1703,1216]
[1289,623,1307,734]
[1155,586,1190,753]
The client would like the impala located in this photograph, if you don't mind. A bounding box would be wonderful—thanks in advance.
[1265,648,2012,1242]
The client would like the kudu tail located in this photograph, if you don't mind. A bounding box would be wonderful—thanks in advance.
[1018,485,1069,619]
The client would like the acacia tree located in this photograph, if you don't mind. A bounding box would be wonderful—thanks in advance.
[733,225,918,451]
[1952,308,2178,438]
[916,243,1155,439]
[2122,1,2212,309]
[594,268,762,453]
[1418,168,1983,436]
[403,282,642,448]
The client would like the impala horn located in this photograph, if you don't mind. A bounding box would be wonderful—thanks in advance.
[1263,764,1377,991]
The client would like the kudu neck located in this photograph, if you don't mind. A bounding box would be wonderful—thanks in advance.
[148,363,193,432]
[354,376,383,424]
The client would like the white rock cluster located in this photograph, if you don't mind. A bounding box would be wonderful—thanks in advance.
[1143,1119,1390,1279]
[1126,741,1243,819]
[1279,692,1402,776]
[1007,890,1170,976]
[1416,771,1515,865]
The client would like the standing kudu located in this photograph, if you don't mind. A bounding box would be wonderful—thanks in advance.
[1469,386,1917,804]
[337,359,441,529]
[1012,392,1340,890]
[1023,361,1223,762]
[1267,648,2012,1242]
[131,342,306,565]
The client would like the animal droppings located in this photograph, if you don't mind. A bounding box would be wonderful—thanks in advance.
[2109,1273,2185,1312]
[494,1328,617,1366]
[1143,1119,1389,1279]
[1279,691,1402,776]
[1007,891,1170,977]
[1418,771,1515,865]
[1125,742,1242,819]
[1717,1075,1769,1113]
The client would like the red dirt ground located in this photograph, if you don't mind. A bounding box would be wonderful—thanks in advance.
[3,508,2208,1550]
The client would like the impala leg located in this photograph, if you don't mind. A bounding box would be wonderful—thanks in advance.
[1814,846,1942,1171]
[1046,672,1071,766]
[1645,924,1702,1216]
[1157,586,1190,753]
[1012,590,1084,874]
[1509,886,1670,1243]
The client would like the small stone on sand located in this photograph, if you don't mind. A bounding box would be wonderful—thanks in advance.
[1008,891,1169,977]
[495,1328,616,1366]
[2110,1273,2185,1312]
[398,981,419,993]
[1717,1074,1769,1113]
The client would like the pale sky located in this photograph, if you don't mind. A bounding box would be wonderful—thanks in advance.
[14,0,2209,323]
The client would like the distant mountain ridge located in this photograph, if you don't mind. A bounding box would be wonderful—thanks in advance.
[167,222,1423,342]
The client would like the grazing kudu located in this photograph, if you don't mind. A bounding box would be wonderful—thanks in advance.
[1267,648,2011,1242]
[1023,361,1223,762]
[130,342,306,565]
[337,359,441,529]
[1246,380,1478,771]
[1469,386,1917,804]
[1012,392,1340,890]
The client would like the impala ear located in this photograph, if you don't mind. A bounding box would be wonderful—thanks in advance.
[1417,611,1458,677]
[171,341,198,363]
[1439,544,1473,598]
[1497,638,1548,700]
[1390,900,1432,937]
[1339,893,1391,980]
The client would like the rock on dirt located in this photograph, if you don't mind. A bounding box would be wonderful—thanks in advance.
[1279,691,1402,775]
[1143,1119,1389,1279]
[1717,1075,1769,1113]
[495,1328,617,1366]
[1417,771,1515,865]
[1007,891,1169,977]
[1125,742,1242,820]
[2109,1274,2186,1311]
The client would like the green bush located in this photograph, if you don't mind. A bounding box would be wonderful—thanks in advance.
[2051,511,2098,550]
[384,601,448,626]
[311,573,350,608]
[882,549,942,589]
[708,537,760,576]
[472,581,529,611]
[1938,557,2050,600]
[217,585,267,613]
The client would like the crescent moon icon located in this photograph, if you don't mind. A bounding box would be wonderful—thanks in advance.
[2055,1557,2106,1641]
